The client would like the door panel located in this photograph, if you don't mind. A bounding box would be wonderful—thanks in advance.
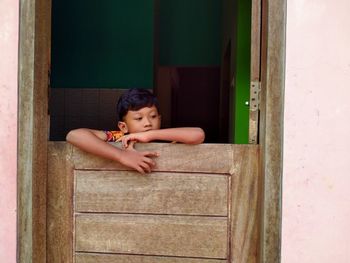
[75,171,228,216]
[71,143,234,173]
[48,143,260,263]
[76,214,227,258]
[75,253,227,263]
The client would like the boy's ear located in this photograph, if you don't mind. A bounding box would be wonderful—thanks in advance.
[118,121,128,133]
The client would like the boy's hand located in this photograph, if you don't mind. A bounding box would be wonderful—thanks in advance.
[118,142,159,174]
[118,132,151,149]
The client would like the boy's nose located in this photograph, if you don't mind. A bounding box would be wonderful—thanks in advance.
[144,118,151,127]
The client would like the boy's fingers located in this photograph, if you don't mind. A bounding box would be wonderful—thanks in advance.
[122,139,128,148]
[123,138,129,147]
[129,140,136,147]
[135,165,145,174]
[143,151,160,158]
[143,157,156,167]
[139,162,151,173]
[125,140,135,149]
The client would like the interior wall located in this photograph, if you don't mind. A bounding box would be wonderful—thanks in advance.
[159,0,221,66]
[50,0,155,140]
[49,88,125,140]
[283,0,350,262]
[50,0,224,140]
[0,0,18,262]
[156,0,223,141]
[51,0,154,88]
[51,0,222,88]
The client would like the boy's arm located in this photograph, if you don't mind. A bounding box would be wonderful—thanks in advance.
[120,127,205,148]
[66,128,159,174]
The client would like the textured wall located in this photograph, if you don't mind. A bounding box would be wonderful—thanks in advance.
[0,0,18,262]
[283,0,350,262]
[159,0,221,66]
[51,0,154,88]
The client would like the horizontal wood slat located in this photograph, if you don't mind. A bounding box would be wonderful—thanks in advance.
[75,214,228,259]
[75,253,227,263]
[72,143,233,174]
[75,171,228,216]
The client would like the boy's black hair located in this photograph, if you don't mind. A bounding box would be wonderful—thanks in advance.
[116,88,160,121]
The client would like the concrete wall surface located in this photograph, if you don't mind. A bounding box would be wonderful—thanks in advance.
[283,0,350,262]
[0,0,18,262]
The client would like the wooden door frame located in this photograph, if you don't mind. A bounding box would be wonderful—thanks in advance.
[18,0,51,262]
[258,0,286,261]
[17,0,286,262]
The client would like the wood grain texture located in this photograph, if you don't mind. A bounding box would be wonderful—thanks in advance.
[230,145,260,263]
[47,142,262,263]
[72,143,233,174]
[18,0,35,262]
[33,0,51,262]
[75,214,228,259]
[259,0,285,261]
[75,253,227,263]
[18,0,52,262]
[249,0,261,145]
[250,0,261,82]
[75,171,228,216]
[47,142,74,263]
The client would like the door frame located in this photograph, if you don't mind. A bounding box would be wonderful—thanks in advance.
[18,0,51,262]
[17,0,286,262]
[258,0,286,261]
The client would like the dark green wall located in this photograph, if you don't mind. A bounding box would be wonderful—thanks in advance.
[51,0,221,87]
[51,0,154,88]
[159,0,221,66]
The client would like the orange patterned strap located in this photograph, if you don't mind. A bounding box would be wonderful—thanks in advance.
[104,130,124,142]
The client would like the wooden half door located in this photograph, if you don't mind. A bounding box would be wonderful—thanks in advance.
[47,143,260,263]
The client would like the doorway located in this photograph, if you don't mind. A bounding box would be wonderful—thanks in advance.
[18,0,286,262]
[49,0,250,143]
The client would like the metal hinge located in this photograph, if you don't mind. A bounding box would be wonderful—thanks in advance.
[250,81,261,112]
[249,81,261,144]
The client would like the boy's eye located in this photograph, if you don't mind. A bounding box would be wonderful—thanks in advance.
[134,117,142,121]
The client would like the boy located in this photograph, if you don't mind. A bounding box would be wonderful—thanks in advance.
[66,88,205,174]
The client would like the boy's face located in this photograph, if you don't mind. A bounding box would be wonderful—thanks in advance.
[118,105,161,134]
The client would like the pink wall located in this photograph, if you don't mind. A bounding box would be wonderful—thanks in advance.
[283,0,350,262]
[0,0,18,262]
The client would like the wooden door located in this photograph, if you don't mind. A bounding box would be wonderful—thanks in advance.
[47,143,260,263]
[249,0,262,144]
[18,0,286,262]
